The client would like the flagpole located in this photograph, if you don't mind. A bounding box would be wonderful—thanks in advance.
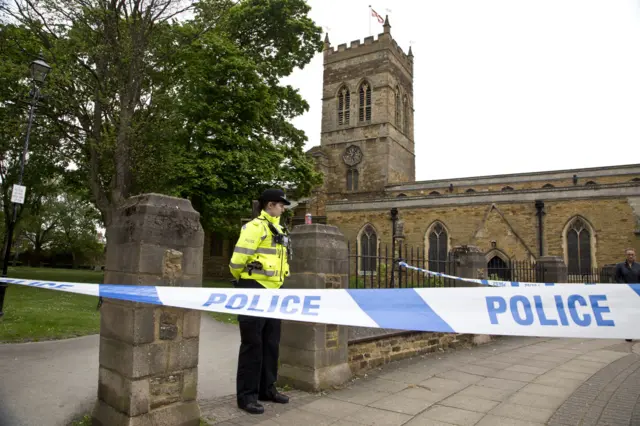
[368,5,372,36]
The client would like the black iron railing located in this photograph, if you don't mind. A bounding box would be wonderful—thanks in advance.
[347,240,616,288]
[347,242,458,289]
[486,259,546,283]
[567,266,615,284]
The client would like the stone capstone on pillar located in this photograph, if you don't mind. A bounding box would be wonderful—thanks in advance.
[278,224,352,392]
[92,193,204,426]
[451,245,486,286]
[537,256,568,284]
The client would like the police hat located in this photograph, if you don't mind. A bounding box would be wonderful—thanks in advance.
[259,188,291,206]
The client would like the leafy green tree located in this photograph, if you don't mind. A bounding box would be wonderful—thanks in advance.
[15,187,103,267]
[168,2,323,232]
[1,0,323,238]
[0,23,69,259]
[15,186,61,266]
[49,193,103,268]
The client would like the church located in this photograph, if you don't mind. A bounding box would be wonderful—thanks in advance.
[203,17,640,283]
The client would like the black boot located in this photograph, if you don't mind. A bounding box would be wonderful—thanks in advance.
[238,401,264,414]
[260,392,290,404]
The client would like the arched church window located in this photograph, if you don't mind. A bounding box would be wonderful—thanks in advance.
[337,86,350,125]
[566,217,592,275]
[359,82,372,122]
[347,168,359,191]
[395,87,401,127]
[428,222,448,273]
[360,225,377,273]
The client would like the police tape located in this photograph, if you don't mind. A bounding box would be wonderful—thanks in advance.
[1,277,638,340]
[400,261,559,287]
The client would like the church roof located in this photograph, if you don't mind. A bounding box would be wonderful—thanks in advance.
[386,163,640,192]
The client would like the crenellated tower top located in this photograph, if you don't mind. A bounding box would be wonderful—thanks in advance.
[323,16,413,76]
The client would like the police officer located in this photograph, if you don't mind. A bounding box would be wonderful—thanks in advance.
[229,188,292,414]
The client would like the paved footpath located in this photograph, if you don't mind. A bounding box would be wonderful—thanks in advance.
[202,336,640,426]
[0,315,239,426]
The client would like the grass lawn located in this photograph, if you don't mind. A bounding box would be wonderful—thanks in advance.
[0,266,236,343]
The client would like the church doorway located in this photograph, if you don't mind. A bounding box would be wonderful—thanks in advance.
[487,256,511,280]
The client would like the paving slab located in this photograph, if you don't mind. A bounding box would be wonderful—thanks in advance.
[6,332,640,426]
[201,337,640,426]
[455,384,516,402]
[438,394,500,413]
[342,406,414,425]
[414,405,485,426]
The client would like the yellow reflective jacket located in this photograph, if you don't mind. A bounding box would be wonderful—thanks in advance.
[229,210,290,289]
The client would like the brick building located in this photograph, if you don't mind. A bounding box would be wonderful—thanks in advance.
[204,17,640,282]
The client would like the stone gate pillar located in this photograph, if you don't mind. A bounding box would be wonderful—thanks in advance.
[451,245,486,287]
[278,224,352,391]
[537,256,567,284]
[451,245,492,344]
[92,194,204,426]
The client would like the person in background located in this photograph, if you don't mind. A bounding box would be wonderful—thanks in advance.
[613,247,640,342]
[229,189,292,415]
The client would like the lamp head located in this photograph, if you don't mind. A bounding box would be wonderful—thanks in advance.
[30,56,51,85]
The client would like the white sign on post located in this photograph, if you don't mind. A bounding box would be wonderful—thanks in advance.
[11,184,26,204]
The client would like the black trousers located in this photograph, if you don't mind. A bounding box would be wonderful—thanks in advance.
[236,279,282,406]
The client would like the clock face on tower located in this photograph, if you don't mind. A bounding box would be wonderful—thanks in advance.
[343,145,363,166]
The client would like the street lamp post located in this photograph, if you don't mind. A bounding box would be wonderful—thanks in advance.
[0,55,51,319]
[390,207,398,287]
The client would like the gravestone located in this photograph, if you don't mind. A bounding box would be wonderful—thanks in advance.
[91,194,204,426]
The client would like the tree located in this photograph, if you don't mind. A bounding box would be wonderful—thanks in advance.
[15,188,104,267]
[50,193,103,268]
[0,23,69,259]
[16,184,61,266]
[0,0,323,237]
[167,1,323,232]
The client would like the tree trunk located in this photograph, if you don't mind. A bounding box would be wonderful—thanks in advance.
[32,244,42,267]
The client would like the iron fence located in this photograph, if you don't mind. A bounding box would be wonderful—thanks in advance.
[486,257,546,283]
[567,266,615,284]
[347,241,616,288]
[347,241,458,289]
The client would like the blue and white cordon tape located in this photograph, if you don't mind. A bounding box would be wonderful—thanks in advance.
[1,260,637,340]
[398,261,560,287]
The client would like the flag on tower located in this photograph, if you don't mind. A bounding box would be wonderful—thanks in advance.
[370,7,384,24]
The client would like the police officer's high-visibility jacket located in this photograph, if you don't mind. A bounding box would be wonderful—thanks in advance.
[229,210,290,289]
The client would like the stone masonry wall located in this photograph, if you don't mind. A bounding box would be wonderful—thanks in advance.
[328,197,639,268]
[320,29,415,197]
[348,332,486,374]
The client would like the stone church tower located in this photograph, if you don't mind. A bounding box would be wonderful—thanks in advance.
[309,17,415,213]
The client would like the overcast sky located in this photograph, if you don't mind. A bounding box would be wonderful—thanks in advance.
[281,0,640,181]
